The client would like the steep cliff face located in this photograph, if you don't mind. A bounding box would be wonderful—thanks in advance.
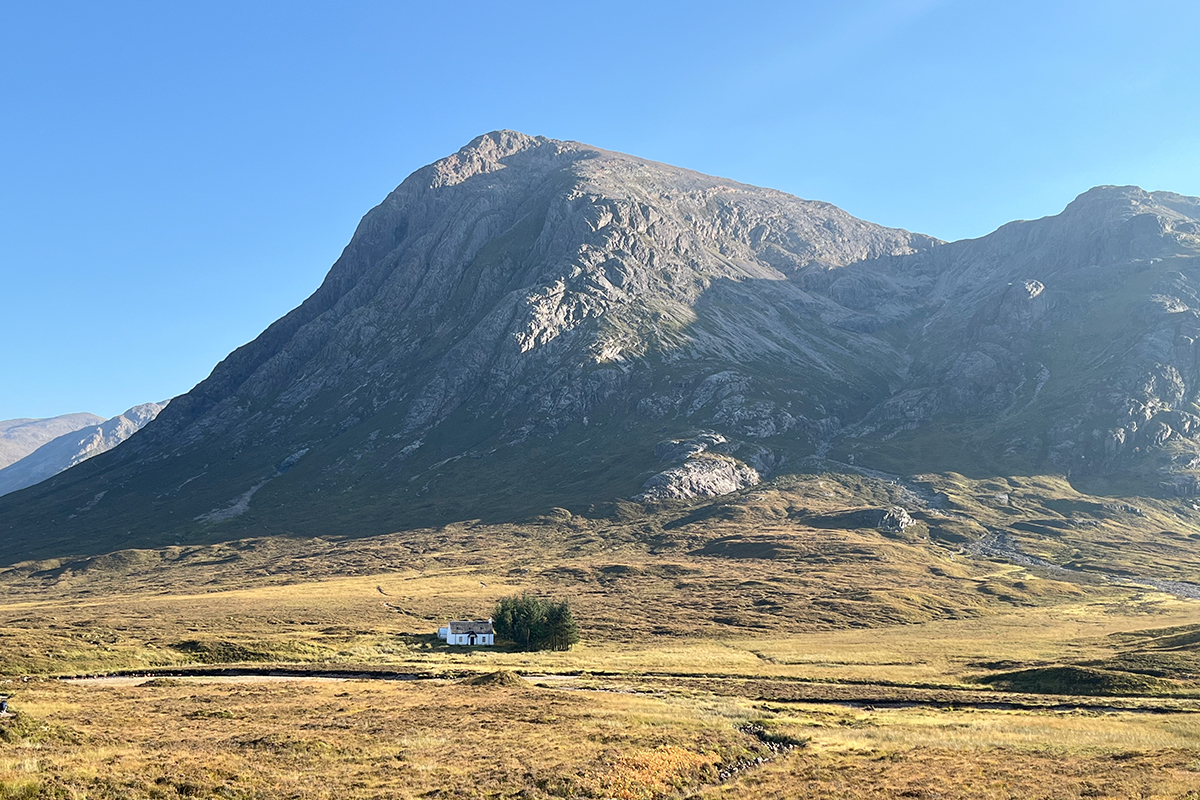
[135,131,934,453]
[1,133,1197,561]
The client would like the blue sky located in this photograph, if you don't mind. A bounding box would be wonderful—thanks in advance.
[3,0,1198,420]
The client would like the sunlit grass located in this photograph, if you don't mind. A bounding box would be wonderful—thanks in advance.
[4,677,1200,799]
[3,470,1200,796]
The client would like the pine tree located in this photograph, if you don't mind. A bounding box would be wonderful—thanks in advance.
[542,600,580,651]
[493,594,579,651]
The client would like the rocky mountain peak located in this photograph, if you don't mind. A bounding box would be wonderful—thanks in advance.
[1063,184,1200,219]
[135,132,938,453]
[1,135,1196,561]
[421,130,560,188]
[1031,185,1200,263]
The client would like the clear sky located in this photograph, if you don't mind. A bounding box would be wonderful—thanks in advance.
[2,1,1198,420]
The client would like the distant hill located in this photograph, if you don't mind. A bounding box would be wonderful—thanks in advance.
[0,131,1196,562]
[0,413,103,470]
[0,403,167,497]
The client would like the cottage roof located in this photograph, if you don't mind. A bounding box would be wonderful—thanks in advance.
[447,620,494,634]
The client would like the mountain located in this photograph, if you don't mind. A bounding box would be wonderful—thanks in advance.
[1,131,1197,562]
[803,185,1200,496]
[0,402,167,498]
[0,413,104,470]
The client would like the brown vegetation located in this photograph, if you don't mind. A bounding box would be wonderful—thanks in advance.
[3,471,1200,797]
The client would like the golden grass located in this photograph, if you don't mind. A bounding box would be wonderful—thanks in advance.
[0,678,758,799]
[3,677,1200,799]
[697,748,1200,800]
[3,471,1200,797]
[3,556,1198,692]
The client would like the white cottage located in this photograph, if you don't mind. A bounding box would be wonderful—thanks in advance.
[437,619,495,646]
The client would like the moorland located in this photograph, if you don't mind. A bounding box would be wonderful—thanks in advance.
[4,468,1200,799]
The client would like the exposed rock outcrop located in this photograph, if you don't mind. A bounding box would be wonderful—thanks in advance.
[635,455,760,502]
[879,506,915,532]
[805,506,915,531]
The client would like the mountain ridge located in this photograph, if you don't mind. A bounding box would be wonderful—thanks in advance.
[1,132,1197,562]
[0,413,104,471]
[0,402,167,497]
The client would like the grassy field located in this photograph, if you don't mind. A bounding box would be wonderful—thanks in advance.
[3,674,1200,799]
[3,470,1200,797]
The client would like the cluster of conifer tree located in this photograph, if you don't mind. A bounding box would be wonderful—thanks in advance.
[492,594,579,651]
